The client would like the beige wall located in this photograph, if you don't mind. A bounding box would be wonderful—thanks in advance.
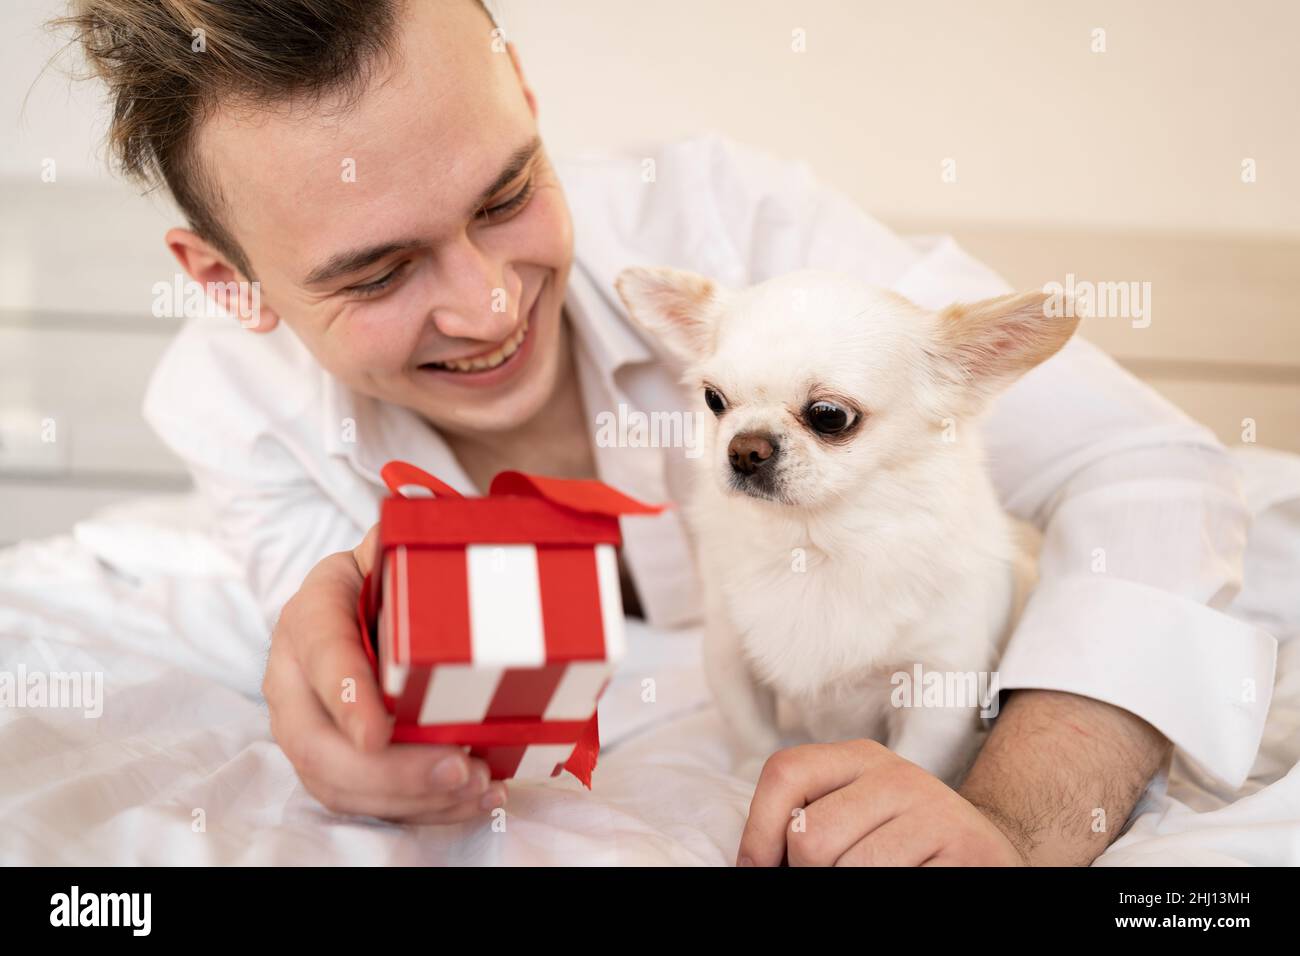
[491,0,1300,449]
[6,1,1297,236]
[498,0,1299,237]
[3,1,1297,460]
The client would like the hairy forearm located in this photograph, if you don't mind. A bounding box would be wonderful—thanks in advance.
[958,689,1172,866]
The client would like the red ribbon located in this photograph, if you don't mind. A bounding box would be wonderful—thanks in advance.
[389,714,603,789]
[390,718,595,747]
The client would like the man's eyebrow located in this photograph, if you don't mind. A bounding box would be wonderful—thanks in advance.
[302,137,543,288]
[304,239,425,287]
[465,134,542,218]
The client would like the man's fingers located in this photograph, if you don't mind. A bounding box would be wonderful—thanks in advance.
[294,733,508,821]
[402,784,509,826]
[293,728,495,811]
[835,814,943,867]
[298,618,392,751]
[299,762,507,823]
[353,522,380,577]
[737,740,889,867]
[300,769,504,823]
[284,545,390,751]
[264,525,516,824]
[272,658,494,809]
[787,775,908,866]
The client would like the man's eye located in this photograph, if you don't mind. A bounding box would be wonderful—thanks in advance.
[480,177,536,222]
[346,261,408,297]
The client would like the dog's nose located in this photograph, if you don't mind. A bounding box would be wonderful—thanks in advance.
[728,433,778,475]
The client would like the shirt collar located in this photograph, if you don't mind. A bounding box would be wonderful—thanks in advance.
[322,371,475,495]
[564,253,655,386]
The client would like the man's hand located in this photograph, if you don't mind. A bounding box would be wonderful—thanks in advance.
[736,739,1026,866]
[262,524,506,823]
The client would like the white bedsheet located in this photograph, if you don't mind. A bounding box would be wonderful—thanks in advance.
[2,446,1298,866]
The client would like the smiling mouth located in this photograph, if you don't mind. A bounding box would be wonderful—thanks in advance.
[421,307,532,374]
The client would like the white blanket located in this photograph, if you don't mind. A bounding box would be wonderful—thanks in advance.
[2,447,1298,866]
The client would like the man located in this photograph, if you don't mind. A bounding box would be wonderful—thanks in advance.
[65,0,1273,863]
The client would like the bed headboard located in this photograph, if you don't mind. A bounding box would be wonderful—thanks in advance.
[889,221,1300,455]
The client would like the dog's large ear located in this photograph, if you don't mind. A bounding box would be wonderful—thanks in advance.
[927,290,1080,411]
[614,266,728,363]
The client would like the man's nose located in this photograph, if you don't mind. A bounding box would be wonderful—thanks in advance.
[429,236,520,341]
[728,432,778,476]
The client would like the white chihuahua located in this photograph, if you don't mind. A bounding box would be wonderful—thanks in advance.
[615,267,1078,785]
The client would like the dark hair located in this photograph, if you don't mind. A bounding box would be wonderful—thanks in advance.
[57,0,494,277]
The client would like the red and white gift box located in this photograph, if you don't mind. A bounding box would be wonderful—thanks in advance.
[357,461,663,788]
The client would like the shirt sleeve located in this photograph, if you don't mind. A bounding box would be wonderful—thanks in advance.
[176,445,369,630]
[704,134,1277,788]
[141,325,369,630]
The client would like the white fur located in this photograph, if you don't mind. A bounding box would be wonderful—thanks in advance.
[615,267,1074,786]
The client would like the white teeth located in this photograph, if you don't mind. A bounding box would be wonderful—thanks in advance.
[431,313,529,373]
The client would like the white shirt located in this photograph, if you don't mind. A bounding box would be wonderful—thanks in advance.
[143,133,1276,789]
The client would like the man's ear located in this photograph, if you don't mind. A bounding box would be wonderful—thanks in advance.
[165,228,279,333]
[928,290,1079,410]
[614,266,727,363]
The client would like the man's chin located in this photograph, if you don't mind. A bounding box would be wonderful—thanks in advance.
[411,356,561,439]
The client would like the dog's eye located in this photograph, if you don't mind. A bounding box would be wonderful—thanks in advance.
[805,401,854,435]
[703,387,727,416]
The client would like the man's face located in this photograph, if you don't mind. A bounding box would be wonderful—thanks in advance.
[195,0,573,438]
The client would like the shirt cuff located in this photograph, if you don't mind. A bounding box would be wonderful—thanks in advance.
[992,574,1277,789]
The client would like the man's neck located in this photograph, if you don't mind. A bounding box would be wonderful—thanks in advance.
[443,310,598,491]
